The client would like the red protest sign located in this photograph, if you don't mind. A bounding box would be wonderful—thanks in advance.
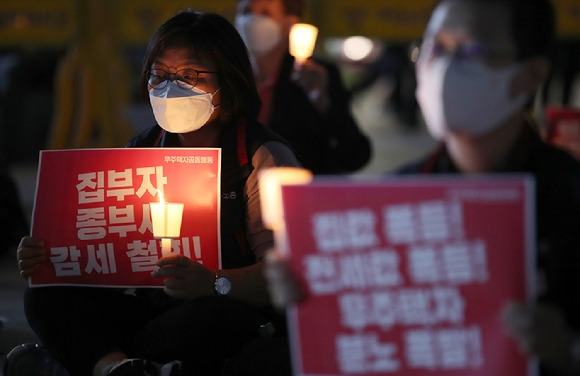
[30,148,221,288]
[281,176,535,376]
[545,106,580,161]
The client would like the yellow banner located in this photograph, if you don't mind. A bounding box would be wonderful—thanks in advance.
[119,0,238,46]
[314,0,580,41]
[0,0,76,46]
[0,0,578,47]
[312,0,436,41]
[555,0,580,38]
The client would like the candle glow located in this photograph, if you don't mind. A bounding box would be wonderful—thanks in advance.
[259,168,312,256]
[149,190,184,257]
[259,167,313,231]
[289,23,319,65]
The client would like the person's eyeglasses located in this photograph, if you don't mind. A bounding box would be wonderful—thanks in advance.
[147,68,218,90]
[416,39,515,66]
[417,40,486,63]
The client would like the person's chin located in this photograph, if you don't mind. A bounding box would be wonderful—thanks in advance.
[444,124,485,140]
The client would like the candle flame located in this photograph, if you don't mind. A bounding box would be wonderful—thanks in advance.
[157,189,165,204]
[289,23,318,64]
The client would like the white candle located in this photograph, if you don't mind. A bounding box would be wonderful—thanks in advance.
[259,167,313,231]
[150,202,184,236]
[149,192,184,258]
[161,238,172,257]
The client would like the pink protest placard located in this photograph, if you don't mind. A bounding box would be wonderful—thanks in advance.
[30,148,221,288]
[281,175,535,376]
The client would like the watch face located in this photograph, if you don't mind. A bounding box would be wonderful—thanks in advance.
[215,276,232,295]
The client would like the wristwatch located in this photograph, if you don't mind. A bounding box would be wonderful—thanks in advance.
[213,270,232,296]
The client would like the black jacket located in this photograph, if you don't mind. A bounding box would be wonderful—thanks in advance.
[126,119,292,269]
[398,126,580,376]
[267,54,371,174]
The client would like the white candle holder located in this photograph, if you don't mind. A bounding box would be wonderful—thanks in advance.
[259,167,313,255]
[150,199,184,257]
[289,23,319,65]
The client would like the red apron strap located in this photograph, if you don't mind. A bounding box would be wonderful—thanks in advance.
[236,118,248,167]
[153,129,165,147]
[421,143,445,173]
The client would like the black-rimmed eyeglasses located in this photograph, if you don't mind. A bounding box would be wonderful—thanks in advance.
[147,68,219,90]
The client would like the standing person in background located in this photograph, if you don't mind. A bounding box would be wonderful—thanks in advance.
[265,1,580,375]
[235,0,372,175]
[15,10,299,376]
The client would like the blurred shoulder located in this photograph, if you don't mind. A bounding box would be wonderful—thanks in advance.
[253,140,301,169]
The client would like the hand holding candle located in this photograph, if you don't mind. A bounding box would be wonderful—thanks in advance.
[288,23,330,111]
[149,191,184,257]
[259,167,312,309]
[259,167,312,255]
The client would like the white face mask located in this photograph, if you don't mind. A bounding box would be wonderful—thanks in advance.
[235,13,282,57]
[416,57,529,139]
[149,82,220,134]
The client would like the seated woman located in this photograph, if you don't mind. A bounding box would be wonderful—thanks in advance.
[17,10,299,376]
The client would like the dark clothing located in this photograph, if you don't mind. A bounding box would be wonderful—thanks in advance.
[25,287,273,376]
[398,125,580,376]
[25,120,296,376]
[0,161,28,254]
[126,120,292,268]
[266,54,371,174]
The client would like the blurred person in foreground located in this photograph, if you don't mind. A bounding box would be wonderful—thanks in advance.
[544,106,580,162]
[16,10,299,376]
[265,0,580,375]
[235,0,372,175]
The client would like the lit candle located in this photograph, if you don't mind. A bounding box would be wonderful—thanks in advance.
[289,23,319,65]
[259,167,313,255]
[149,191,184,257]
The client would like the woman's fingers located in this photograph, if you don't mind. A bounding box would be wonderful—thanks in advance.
[16,236,46,279]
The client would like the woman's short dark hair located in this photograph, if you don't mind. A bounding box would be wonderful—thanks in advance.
[281,0,305,17]
[440,0,556,61]
[509,0,555,61]
[140,10,261,123]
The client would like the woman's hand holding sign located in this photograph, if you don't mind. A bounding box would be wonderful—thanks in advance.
[17,236,46,279]
[503,301,580,374]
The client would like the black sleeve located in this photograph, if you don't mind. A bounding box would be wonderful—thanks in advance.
[125,125,163,147]
[320,60,372,174]
[268,55,371,175]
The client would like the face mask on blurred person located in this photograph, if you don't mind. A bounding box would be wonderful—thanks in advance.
[149,82,220,134]
[416,57,529,139]
[235,13,282,57]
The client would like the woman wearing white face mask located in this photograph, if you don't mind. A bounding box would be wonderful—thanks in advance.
[148,72,221,134]
[398,1,580,375]
[234,0,372,175]
[17,10,300,376]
